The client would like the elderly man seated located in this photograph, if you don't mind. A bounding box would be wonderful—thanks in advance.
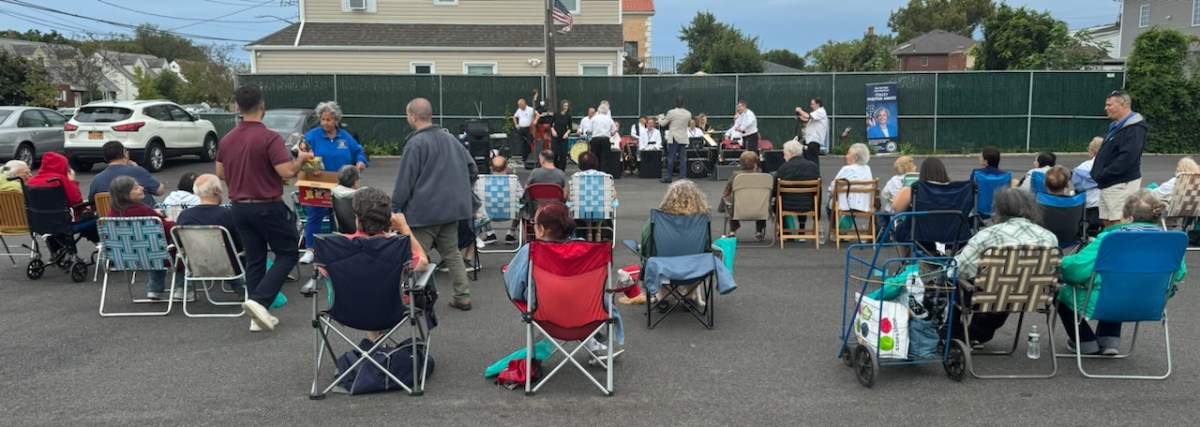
[952,188,1058,346]
[0,160,30,192]
[173,174,244,301]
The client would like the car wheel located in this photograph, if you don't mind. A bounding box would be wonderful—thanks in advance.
[69,158,93,173]
[144,141,165,172]
[15,143,34,165]
[200,133,218,162]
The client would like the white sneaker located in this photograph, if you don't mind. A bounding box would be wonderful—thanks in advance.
[170,291,196,303]
[475,237,485,249]
[243,300,277,331]
[299,251,315,264]
[584,338,608,354]
[249,316,279,332]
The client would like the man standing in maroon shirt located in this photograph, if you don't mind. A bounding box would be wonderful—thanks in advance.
[217,84,312,332]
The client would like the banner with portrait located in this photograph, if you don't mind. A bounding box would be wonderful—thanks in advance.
[866,83,899,153]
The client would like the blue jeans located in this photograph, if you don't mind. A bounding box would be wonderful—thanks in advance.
[146,270,167,293]
[1057,302,1122,344]
[664,142,685,180]
[232,202,299,308]
[303,205,331,249]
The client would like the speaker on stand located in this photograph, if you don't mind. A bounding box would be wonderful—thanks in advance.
[686,148,712,179]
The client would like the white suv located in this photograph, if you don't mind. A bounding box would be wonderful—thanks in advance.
[64,100,218,172]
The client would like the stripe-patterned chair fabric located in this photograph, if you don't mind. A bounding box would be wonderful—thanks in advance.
[98,216,170,271]
[476,174,521,221]
[569,172,615,221]
[971,245,1062,313]
[1165,172,1200,218]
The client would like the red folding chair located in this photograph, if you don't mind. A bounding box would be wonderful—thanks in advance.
[522,183,566,241]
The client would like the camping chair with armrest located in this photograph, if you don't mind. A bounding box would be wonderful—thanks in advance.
[568,172,617,246]
[897,181,974,256]
[622,210,725,329]
[1163,172,1200,249]
[973,170,1012,230]
[830,178,879,249]
[776,178,821,249]
[171,225,246,318]
[477,174,524,255]
[1037,192,1087,252]
[722,172,775,247]
[1054,229,1186,380]
[97,216,176,317]
[25,178,93,283]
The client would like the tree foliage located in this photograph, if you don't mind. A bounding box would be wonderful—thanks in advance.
[1,29,77,46]
[974,4,1099,70]
[154,69,185,101]
[178,45,237,106]
[805,34,898,72]
[1126,28,1200,153]
[762,49,806,70]
[0,52,56,107]
[888,0,994,43]
[133,66,161,100]
[678,12,764,74]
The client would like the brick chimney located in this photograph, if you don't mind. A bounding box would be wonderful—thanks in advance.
[867,26,875,36]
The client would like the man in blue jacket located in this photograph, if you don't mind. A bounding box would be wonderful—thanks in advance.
[1093,90,1147,227]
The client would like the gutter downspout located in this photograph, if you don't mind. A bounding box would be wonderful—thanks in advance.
[294,0,306,47]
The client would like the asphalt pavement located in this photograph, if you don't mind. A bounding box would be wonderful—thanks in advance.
[2,152,1197,426]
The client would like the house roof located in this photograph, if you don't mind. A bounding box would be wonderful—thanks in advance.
[762,61,803,74]
[892,30,977,56]
[622,0,654,14]
[247,23,623,49]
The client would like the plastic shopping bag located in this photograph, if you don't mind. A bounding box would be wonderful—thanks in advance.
[854,292,910,359]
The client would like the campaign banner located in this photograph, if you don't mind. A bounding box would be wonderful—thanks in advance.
[866,83,899,153]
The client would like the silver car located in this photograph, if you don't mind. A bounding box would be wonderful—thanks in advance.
[0,106,68,165]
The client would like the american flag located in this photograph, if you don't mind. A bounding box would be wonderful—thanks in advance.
[552,0,574,33]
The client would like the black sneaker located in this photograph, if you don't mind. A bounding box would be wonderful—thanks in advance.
[505,234,517,245]
[482,234,498,245]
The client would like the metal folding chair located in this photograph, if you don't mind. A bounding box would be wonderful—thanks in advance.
[568,171,617,246]
[722,172,774,247]
[901,181,975,256]
[97,216,176,317]
[476,174,523,254]
[829,178,878,249]
[171,225,246,318]
[776,178,821,249]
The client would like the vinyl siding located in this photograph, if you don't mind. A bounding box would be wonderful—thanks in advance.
[306,0,618,25]
[255,50,619,75]
[1119,0,1200,58]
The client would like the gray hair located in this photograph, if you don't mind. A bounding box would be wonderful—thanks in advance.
[1123,190,1166,223]
[2,160,28,178]
[991,187,1041,224]
[193,174,222,200]
[782,140,805,157]
[597,103,610,115]
[314,101,342,122]
[337,164,360,188]
[848,143,870,165]
[1107,90,1132,107]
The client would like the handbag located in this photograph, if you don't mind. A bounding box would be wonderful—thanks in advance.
[335,338,434,395]
[854,292,910,359]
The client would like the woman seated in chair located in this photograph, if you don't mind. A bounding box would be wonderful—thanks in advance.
[1149,156,1199,203]
[503,202,622,357]
[27,152,99,246]
[1056,191,1187,355]
[1042,165,1073,196]
[108,175,179,301]
[891,157,951,213]
[635,180,709,307]
[880,156,917,214]
[828,143,874,230]
[722,151,766,240]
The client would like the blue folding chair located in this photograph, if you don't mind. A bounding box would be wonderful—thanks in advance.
[1029,170,1047,195]
[1037,192,1087,251]
[622,210,727,329]
[568,171,617,245]
[972,170,1012,227]
[893,181,974,256]
[97,216,176,317]
[1060,230,1187,380]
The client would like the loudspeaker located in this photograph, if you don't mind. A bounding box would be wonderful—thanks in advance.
[639,151,663,179]
[761,150,785,173]
[602,149,623,179]
[687,158,710,179]
[714,164,738,180]
[524,156,538,170]
[720,149,744,164]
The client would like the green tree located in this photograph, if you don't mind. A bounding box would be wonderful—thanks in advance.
[762,48,806,70]
[974,4,1097,70]
[888,0,994,43]
[154,70,185,101]
[805,34,898,72]
[1126,28,1200,153]
[178,44,236,106]
[678,12,764,74]
[0,52,56,106]
[133,66,161,100]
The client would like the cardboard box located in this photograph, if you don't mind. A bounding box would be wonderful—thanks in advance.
[296,171,338,208]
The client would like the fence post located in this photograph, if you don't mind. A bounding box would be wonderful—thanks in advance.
[1026,72,1034,152]
[734,75,739,108]
[933,72,939,153]
[333,74,339,103]
[438,75,444,124]
[831,72,837,150]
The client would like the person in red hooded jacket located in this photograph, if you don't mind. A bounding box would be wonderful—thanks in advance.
[26,152,99,247]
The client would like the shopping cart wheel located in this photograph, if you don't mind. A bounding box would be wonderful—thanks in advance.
[27,259,45,280]
[854,345,878,388]
[70,262,88,283]
[841,343,855,367]
[943,339,969,382]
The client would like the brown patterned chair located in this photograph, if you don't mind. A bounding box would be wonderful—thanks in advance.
[1163,172,1200,250]
[957,245,1062,379]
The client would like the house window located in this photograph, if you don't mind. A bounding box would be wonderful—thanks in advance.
[433,0,458,4]
[624,41,638,59]
[1193,0,1199,26]
[561,0,580,13]
[342,0,376,13]
[920,56,929,67]
[411,62,435,74]
[57,90,68,101]
[579,63,611,76]
[463,62,497,75]
[1139,4,1150,28]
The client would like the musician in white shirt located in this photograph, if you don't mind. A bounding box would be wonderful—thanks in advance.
[733,101,760,154]
[639,117,663,152]
[578,107,596,137]
[587,104,617,169]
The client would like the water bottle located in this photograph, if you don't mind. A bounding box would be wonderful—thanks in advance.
[1026,325,1041,359]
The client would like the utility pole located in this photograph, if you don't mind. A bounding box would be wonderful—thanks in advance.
[544,0,557,107]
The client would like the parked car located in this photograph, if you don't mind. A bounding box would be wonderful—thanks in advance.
[0,106,68,166]
[180,103,211,114]
[64,100,218,172]
[263,108,317,150]
[57,108,77,119]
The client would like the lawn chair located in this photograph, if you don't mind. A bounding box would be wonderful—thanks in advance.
[1029,170,1047,194]
[477,174,524,254]
[157,203,194,222]
[973,170,1012,229]
[91,193,110,282]
[513,240,616,396]
[25,178,92,282]
[307,234,437,398]
[722,172,774,247]
[1037,192,1087,252]
[522,183,566,242]
[829,178,878,249]
[776,178,821,249]
[898,181,974,256]
[568,171,617,245]
[171,225,246,318]
[957,245,1062,379]
[1163,172,1200,246]
[0,189,32,266]
[623,210,733,329]
[97,216,175,317]
[1056,230,1186,380]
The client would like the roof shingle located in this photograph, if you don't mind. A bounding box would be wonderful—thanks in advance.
[892,30,977,56]
[622,0,654,13]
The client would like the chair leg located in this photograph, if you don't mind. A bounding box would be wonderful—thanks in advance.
[309,317,326,400]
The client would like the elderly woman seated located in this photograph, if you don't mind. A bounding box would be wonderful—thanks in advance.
[0,160,30,192]
[1149,156,1199,203]
[880,156,917,214]
[1056,191,1187,355]
[107,175,179,301]
[1042,165,1072,196]
[891,157,950,213]
[952,188,1059,346]
[828,142,874,228]
[722,151,766,240]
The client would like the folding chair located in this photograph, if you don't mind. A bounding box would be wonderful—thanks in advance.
[24,179,92,282]
[97,216,176,317]
[476,174,523,255]
[156,203,194,222]
[957,245,1062,379]
[829,178,878,249]
[515,240,616,395]
[171,225,246,318]
[973,170,1012,229]
[1037,192,1087,251]
[776,178,821,249]
[92,193,111,282]
[1056,230,1186,380]
[1029,170,1047,194]
[522,183,566,241]
[622,210,723,329]
[307,234,436,398]
[1163,172,1200,248]
[903,181,975,256]
[569,172,617,245]
[0,189,33,266]
[722,172,774,247]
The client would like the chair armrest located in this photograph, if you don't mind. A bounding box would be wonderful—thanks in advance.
[621,239,640,257]
[411,263,437,291]
[73,201,94,211]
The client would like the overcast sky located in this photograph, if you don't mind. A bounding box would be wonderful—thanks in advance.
[0,0,1120,64]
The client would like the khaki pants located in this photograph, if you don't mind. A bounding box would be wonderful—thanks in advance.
[411,221,470,302]
[1099,179,1141,221]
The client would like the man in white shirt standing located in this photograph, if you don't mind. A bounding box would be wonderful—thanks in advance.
[512,98,538,163]
[578,107,595,137]
[733,101,759,154]
[797,97,829,158]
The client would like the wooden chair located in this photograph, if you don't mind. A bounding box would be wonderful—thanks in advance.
[93,192,112,217]
[776,178,821,249]
[0,190,30,266]
[829,178,878,249]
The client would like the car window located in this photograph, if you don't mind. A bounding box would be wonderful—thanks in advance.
[143,105,171,121]
[40,110,67,127]
[18,110,48,128]
[262,111,306,130]
[75,106,134,123]
[0,110,13,124]
[167,105,193,122]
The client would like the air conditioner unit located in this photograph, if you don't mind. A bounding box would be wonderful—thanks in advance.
[347,0,368,11]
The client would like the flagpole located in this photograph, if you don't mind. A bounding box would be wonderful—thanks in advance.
[544,0,557,108]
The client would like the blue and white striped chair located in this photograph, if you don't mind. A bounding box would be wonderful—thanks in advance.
[476,174,523,255]
[98,216,176,317]
[569,171,617,246]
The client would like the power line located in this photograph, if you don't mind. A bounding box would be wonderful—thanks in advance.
[93,0,281,24]
[171,0,275,31]
[0,0,254,43]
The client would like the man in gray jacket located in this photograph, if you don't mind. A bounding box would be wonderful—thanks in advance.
[392,97,479,310]
[657,96,693,183]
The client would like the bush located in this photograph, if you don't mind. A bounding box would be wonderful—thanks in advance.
[1126,28,1200,153]
[362,141,401,157]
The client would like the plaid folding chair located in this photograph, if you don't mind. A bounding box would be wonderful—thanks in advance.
[97,216,175,317]
[973,170,1012,229]
[476,174,523,255]
[829,178,878,249]
[623,210,722,329]
[1163,173,1200,247]
[568,171,617,245]
[722,172,774,247]
[171,225,246,318]
[514,240,615,395]
[956,245,1062,379]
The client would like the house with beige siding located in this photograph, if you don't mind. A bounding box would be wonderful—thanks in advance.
[245,0,624,76]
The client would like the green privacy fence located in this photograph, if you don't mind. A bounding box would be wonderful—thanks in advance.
[198,112,238,139]
[237,71,1124,154]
